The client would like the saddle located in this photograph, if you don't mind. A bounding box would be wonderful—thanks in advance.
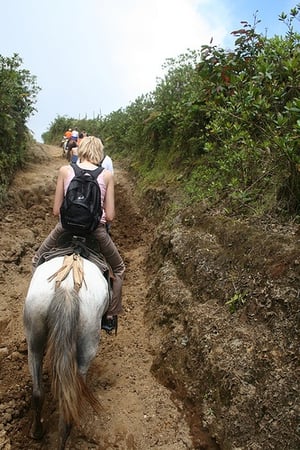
[37,232,112,292]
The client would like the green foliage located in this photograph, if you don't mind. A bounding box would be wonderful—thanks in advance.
[42,115,71,144]
[0,53,40,201]
[45,4,300,218]
[225,292,247,313]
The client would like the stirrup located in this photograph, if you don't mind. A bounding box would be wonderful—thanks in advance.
[101,315,118,335]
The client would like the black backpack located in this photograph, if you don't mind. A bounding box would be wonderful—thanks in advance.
[60,163,104,235]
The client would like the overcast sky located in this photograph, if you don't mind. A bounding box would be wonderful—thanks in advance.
[0,0,296,141]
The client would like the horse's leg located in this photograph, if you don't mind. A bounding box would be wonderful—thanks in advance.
[58,420,72,450]
[77,331,100,379]
[27,330,47,440]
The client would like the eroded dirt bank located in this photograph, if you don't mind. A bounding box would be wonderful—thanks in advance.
[0,144,299,450]
[143,198,300,449]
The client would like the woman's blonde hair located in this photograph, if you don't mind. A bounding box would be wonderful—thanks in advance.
[77,136,104,165]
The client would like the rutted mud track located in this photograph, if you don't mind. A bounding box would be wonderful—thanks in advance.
[0,145,193,449]
[1,144,299,450]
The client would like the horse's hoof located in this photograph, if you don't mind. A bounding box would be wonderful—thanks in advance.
[30,425,45,440]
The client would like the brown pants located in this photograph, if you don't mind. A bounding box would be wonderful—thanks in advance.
[32,222,125,315]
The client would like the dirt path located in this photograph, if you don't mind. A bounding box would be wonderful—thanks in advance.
[0,145,193,449]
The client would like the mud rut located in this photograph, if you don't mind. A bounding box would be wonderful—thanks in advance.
[0,145,194,449]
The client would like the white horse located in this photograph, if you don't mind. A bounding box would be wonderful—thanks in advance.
[23,255,109,450]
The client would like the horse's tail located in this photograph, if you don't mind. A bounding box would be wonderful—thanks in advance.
[46,286,100,425]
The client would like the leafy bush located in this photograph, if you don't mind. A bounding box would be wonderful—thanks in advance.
[0,53,40,199]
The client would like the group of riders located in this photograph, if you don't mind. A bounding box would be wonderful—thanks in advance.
[61,128,114,173]
[61,128,87,163]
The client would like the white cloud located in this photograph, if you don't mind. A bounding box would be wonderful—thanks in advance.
[21,0,231,138]
[85,0,231,103]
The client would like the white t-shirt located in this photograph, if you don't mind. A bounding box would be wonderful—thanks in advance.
[71,129,79,139]
[101,155,114,174]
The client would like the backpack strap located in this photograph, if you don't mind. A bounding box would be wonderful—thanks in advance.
[70,163,104,179]
[71,163,83,177]
[92,166,104,179]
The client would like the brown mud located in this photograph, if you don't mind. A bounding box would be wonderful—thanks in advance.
[0,144,299,449]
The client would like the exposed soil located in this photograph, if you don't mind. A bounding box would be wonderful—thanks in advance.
[0,144,299,450]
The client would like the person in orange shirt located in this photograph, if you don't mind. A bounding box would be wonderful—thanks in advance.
[61,129,72,157]
[64,128,72,139]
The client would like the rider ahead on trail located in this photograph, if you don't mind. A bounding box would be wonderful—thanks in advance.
[32,136,125,333]
[64,128,72,140]
[71,127,79,142]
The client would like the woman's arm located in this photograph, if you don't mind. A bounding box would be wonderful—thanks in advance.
[53,166,68,216]
[103,171,115,222]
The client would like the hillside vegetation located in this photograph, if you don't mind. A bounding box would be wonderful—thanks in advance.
[0,54,39,201]
[43,6,300,221]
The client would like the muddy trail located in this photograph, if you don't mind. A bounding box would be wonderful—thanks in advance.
[0,144,193,449]
[1,144,299,450]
